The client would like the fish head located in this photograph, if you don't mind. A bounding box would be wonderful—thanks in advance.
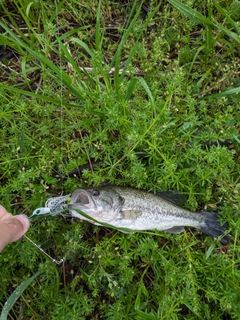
[68,187,124,222]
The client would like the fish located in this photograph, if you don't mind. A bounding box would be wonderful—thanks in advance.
[68,186,228,244]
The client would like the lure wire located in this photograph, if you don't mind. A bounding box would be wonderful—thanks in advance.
[24,235,64,265]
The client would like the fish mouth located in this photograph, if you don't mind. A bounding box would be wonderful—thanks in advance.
[69,189,96,210]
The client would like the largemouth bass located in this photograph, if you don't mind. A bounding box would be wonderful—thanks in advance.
[67,186,228,244]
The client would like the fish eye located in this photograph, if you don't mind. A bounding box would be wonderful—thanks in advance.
[91,189,100,197]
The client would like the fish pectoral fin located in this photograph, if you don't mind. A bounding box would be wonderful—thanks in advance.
[164,226,185,234]
[122,210,142,219]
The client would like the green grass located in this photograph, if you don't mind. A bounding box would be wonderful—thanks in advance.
[0,0,240,319]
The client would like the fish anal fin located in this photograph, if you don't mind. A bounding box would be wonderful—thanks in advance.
[164,226,185,234]
[122,210,142,219]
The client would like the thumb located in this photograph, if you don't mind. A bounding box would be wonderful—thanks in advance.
[0,214,30,252]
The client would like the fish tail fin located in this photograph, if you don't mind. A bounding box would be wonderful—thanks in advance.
[200,211,228,244]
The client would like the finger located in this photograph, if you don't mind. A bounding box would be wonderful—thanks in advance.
[0,207,30,231]
[0,215,30,252]
[14,215,30,232]
[0,205,8,219]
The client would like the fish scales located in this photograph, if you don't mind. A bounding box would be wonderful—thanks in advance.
[112,186,202,230]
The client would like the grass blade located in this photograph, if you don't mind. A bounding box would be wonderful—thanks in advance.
[205,1,214,59]
[119,4,161,84]
[205,243,216,260]
[137,77,154,103]
[0,84,81,107]
[125,77,138,101]
[0,21,85,101]
[112,0,140,93]
[70,38,94,59]
[49,0,67,23]
[52,26,91,44]
[167,0,240,43]
[58,41,96,89]
[202,86,240,98]
[167,0,214,25]
[213,0,240,35]
[134,265,149,311]
[95,0,103,52]
[0,271,41,320]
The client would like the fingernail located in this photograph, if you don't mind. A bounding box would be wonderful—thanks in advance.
[14,214,30,231]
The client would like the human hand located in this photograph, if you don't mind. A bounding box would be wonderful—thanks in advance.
[0,205,30,252]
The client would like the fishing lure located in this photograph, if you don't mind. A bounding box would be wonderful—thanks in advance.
[30,194,71,218]
[25,194,71,264]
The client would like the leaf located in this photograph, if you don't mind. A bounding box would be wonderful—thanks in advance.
[167,0,213,25]
[0,84,81,108]
[70,38,94,58]
[167,0,240,43]
[203,86,240,98]
[125,77,138,101]
[0,21,85,101]
[0,271,41,320]
[213,0,240,35]
[205,243,216,260]
[137,77,154,103]
[134,265,150,311]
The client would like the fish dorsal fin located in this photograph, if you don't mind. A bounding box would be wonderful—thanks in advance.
[164,226,185,234]
[122,210,142,219]
[156,191,187,206]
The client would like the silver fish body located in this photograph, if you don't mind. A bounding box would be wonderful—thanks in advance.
[68,186,228,244]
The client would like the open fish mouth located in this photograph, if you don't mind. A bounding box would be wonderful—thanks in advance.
[31,190,97,219]
[70,189,96,210]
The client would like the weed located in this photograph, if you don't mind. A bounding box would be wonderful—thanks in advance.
[0,0,239,319]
